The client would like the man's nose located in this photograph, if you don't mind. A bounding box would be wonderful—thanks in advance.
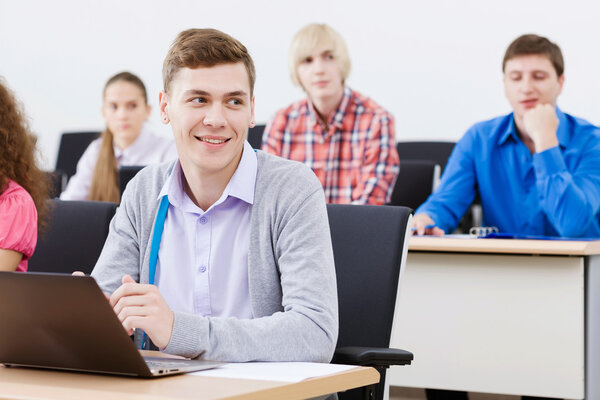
[519,76,535,93]
[203,104,227,127]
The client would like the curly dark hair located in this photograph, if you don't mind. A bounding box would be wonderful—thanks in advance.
[0,79,49,231]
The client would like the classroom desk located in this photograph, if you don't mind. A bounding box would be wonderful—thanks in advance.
[0,362,378,400]
[388,237,600,399]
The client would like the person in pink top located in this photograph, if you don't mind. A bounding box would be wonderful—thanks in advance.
[0,79,49,272]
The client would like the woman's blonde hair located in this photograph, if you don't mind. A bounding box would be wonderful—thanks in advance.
[88,72,147,203]
[288,23,351,87]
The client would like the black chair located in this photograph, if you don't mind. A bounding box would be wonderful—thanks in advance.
[389,160,440,210]
[396,141,455,173]
[247,124,265,149]
[44,170,67,199]
[55,131,101,180]
[28,199,117,275]
[118,165,145,197]
[327,204,413,400]
[396,141,480,232]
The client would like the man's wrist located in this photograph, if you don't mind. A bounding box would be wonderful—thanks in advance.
[534,134,559,153]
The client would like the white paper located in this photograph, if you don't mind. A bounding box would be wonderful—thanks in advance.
[191,362,357,382]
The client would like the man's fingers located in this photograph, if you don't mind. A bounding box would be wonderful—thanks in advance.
[429,227,445,236]
[121,315,146,335]
[118,305,149,323]
[113,293,151,316]
[110,282,154,307]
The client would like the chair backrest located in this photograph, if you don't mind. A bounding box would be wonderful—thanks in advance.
[28,199,117,275]
[247,124,265,149]
[118,165,145,197]
[44,171,67,199]
[55,131,101,179]
[389,160,440,210]
[327,204,412,349]
[396,141,455,173]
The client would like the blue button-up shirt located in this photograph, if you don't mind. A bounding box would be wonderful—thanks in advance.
[417,108,600,238]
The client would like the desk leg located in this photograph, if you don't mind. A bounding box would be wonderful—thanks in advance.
[586,255,600,400]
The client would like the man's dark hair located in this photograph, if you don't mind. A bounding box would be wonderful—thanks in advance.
[502,34,564,77]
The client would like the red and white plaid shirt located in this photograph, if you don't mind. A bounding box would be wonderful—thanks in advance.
[262,87,399,205]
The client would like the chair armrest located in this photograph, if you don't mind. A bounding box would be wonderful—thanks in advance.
[332,346,413,367]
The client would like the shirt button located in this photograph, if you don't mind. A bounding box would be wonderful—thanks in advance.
[199,265,207,273]
[199,216,208,224]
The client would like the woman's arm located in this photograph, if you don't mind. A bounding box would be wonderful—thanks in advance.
[0,249,22,271]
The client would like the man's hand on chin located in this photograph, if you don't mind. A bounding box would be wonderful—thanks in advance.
[523,103,559,153]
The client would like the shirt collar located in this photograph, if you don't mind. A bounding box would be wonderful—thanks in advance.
[157,140,257,212]
[225,140,257,205]
[306,86,352,130]
[114,127,151,159]
[497,106,568,149]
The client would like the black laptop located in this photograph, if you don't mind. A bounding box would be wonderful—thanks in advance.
[0,272,223,377]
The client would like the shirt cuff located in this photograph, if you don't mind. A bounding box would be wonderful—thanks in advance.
[533,146,567,177]
[163,311,207,359]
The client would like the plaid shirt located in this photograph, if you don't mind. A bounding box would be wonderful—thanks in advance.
[262,87,399,205]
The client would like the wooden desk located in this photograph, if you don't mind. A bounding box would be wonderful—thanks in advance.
[388,237,600,399]
[0,363,378,400]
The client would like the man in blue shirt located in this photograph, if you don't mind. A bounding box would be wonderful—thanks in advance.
[413,34,600,239]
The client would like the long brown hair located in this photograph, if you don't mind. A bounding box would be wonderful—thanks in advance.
[0,79,49,231]
[88,72,148,202]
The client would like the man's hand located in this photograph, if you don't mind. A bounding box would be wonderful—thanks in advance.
[110,275,174,349]
[522,103,559,153]
[412,213,444,236]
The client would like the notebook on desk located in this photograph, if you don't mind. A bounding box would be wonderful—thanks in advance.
[0,271,223,378]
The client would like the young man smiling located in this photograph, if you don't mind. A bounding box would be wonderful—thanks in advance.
[413,34,600,239]
[91,28,338,362]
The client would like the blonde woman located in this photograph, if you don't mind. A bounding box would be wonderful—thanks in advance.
[61,72,176,202]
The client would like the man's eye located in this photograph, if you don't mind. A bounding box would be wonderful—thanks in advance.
[192,97,207,104]
[228,98,242,106]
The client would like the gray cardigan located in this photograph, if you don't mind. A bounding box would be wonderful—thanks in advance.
[92,150,338,362]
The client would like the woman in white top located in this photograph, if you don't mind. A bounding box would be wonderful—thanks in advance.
[60,72,176,202]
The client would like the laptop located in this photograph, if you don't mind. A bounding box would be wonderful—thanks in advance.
[0,271,223,377]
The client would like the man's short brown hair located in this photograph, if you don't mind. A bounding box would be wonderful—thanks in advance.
[502,34,564,77]
[162,28,256,96]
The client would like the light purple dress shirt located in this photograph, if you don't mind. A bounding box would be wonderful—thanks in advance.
[155,141,257,319]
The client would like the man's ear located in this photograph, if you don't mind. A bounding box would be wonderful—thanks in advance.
[557,74,565,95]
[249,96,256,127]
[158,91,170,124]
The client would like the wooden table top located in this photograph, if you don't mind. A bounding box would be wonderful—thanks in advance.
[0,363,379,400]
[409,236,600,256]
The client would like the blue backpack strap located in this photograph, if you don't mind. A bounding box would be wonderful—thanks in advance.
[141,194,169,349]
[148,195,170,285]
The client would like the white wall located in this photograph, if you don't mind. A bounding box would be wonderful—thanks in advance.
[2,0,600,170]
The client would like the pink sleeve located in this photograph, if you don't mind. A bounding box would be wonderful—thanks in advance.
[0,191,38,261]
